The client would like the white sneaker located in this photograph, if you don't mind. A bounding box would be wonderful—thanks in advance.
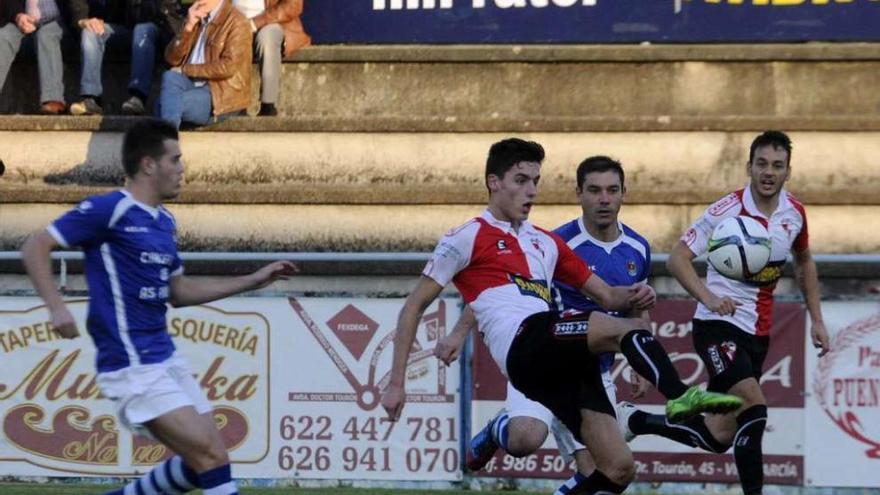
[616,401,638,442]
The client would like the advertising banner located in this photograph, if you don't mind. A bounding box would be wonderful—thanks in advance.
[0,297,462,480]
[472,299,806,484]
[302,1,880,44]
[806,301,880,487]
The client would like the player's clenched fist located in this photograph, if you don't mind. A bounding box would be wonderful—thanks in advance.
[627,284,656,310]
[50,305,80,339]
[434,330,466,366]
[703,293,740,316]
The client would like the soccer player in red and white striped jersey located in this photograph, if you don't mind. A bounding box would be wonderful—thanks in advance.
[618,130,831,495]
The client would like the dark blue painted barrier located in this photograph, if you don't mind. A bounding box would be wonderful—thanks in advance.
[301,0,880,44]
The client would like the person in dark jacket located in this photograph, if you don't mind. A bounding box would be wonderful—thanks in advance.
[0,0,67,114]
[68,0,183,115]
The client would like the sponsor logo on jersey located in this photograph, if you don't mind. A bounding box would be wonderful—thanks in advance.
[139,251,174,266]
[496,239,513,255]
[509,275,551,303]
[434,240,463,261]
[124,226,150,233]
[553,320,589,337]
[708,193,741,217]
[745,260,785,286]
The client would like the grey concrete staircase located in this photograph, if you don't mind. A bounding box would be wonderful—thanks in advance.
[1,44,879,254]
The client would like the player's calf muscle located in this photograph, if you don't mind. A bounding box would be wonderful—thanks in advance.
[728,378,766,408]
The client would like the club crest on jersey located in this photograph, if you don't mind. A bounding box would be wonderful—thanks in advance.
[627,260,637,276]
[553,320,589,337]
[720,341,737,362]
[509,275,551,303]
[780,219,792,236]
[530,238,545,258]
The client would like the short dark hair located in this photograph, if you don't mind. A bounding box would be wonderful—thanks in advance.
[749,130,792,164]
[485,138,545,187]
[122,119,179,178]
[576,155,625,189]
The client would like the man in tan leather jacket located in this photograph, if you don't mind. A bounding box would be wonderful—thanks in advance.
[232,0,310,116]
[158,0,252,128]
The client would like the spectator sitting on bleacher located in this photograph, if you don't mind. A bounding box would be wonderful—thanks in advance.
[68,0,185,116]
[159,0,251,129]
[69,0,130,114]
[232,0,310,116]
[0,0,67,114]
[120,0,186,115]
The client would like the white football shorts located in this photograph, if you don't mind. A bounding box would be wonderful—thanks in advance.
[96,354,212,438]
[506,369,618,461]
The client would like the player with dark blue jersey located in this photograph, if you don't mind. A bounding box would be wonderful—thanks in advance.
[553,221,650,316]
[48,190,184,372]
[22,119,296,495]
[435,156,656,495]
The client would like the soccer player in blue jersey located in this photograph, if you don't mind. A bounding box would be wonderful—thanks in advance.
[435,155,652,495]
[21,118,296,495]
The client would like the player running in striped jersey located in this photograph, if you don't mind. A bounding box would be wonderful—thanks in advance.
[22,119,297,495]
[382,138,742,494]
[617,131,831,495]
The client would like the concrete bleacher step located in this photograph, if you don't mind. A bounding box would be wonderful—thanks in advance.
[1,202,877,255]
[1,121,879,253]
[2,44,879,254]
[0,120,878,205]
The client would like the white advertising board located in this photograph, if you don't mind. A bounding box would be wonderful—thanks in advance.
[805,301,880,487]
[0,296,461,480]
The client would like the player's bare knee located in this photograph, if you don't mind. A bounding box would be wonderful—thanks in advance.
[603,455,636,486]
[506,432,545,456]
[505,419,547,456]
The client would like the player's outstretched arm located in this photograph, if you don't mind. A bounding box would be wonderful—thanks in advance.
[434,305,476,366]
[667,240,738,316]
[793,248,830,356]
[381,276,444,421]
[21,231,79,338]
[168,260,298,307]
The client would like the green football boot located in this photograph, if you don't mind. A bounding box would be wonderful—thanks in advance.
[666,386,743,422]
